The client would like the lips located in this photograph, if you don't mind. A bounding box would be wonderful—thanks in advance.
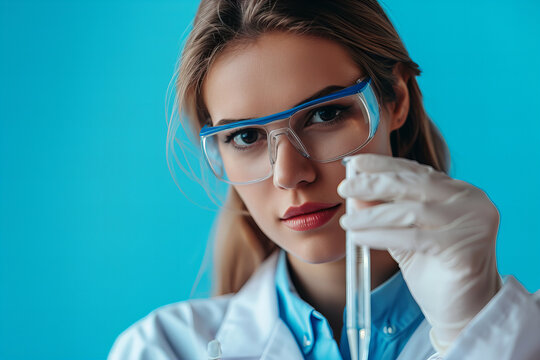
[281,202,341,231]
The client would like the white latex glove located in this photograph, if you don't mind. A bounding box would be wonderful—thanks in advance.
[338,154,502,354]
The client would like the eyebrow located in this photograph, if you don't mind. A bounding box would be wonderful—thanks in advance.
[214,84,346,126]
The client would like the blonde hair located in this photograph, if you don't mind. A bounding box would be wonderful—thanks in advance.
[167,0,450,295]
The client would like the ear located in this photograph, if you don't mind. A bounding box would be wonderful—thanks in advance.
[388,63,411,131]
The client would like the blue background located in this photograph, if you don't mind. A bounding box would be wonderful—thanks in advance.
[1,0,538,359]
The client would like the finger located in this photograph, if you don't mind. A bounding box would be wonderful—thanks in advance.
[338,171,461,202]
[344,153,435,175]
[347,227,419,251]
[347,227,451,255]
[340,201,460,230]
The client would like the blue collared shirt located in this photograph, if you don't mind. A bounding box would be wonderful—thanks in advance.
[275,251,424,360]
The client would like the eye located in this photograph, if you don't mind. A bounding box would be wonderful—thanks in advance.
[225,128,265,148]
[308,105,348,125]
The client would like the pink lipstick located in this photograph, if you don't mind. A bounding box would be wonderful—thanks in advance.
[281,203,341,232]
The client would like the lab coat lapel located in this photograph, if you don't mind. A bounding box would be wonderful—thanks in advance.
[396,319,435,360]
[215,252,303,359]
[260,319,303,360]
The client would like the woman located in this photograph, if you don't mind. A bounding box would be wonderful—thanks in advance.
[109,1,540,359]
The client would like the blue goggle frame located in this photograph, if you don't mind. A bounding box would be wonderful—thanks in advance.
[200,78,373,137]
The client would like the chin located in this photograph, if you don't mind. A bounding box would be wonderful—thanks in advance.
[291,234,346,264]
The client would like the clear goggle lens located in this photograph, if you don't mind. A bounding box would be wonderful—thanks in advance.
[202,82,379,185]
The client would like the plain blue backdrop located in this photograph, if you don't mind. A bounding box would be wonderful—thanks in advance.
[0,0,539,359]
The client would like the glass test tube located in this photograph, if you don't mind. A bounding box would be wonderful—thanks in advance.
[344,157,371,360]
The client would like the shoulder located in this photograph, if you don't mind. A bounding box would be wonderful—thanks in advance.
[108,252,281,360]
[108,295,233,360]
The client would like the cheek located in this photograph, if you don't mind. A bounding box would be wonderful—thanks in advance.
[323,162,347,190]
[234,186,261,209]
[363,116,394,155]
[233,184,276,228]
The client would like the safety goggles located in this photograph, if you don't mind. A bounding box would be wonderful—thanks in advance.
[199,78,380,185]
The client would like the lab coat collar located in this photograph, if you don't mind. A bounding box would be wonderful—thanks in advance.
[215,251,303,360]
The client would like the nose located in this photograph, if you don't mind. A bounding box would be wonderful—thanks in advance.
[271,133,316,189]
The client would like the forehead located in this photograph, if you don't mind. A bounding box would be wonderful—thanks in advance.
[202,32,362,125]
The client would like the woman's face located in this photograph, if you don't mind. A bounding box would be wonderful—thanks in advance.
[203,32,398,264]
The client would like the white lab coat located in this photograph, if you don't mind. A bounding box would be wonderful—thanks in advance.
[109,252,540,360]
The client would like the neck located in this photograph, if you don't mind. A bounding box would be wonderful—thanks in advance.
[286,250,399,338]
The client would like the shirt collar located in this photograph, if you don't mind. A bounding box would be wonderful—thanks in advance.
[370,266,422,335]
[275,250,423,350]
[275,250,317,353]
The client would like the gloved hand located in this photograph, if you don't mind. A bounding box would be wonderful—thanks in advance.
[338,154,502,354]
